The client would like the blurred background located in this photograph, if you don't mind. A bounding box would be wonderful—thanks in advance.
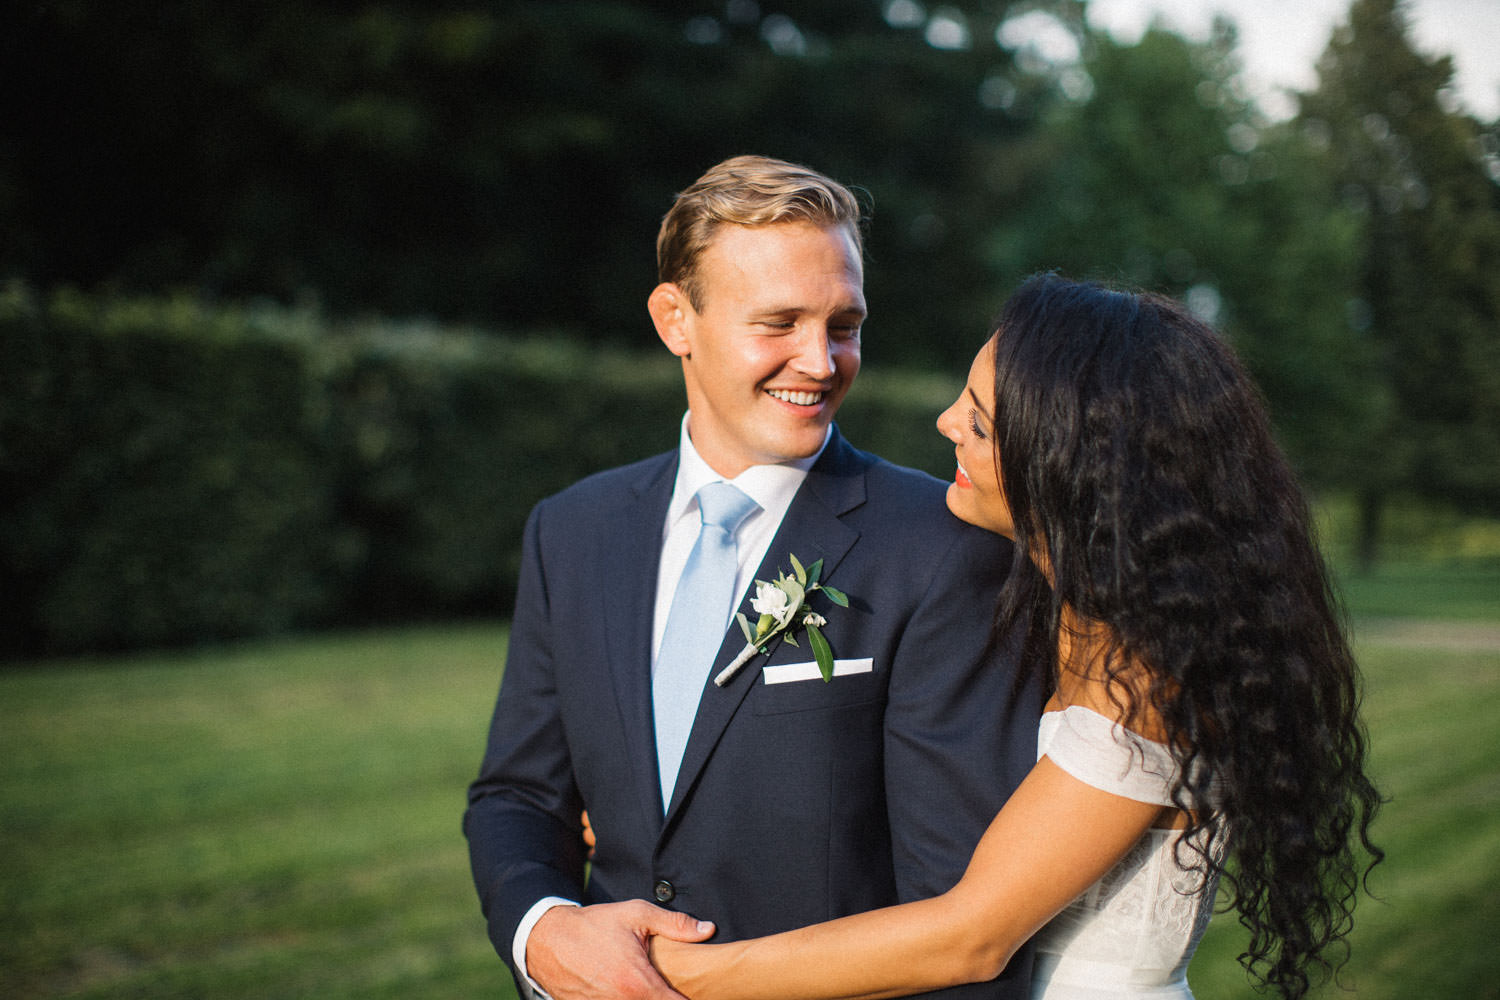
[3,0,1499,653]
[2,0,1497,997]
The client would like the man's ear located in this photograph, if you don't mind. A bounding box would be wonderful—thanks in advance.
[648,282,694,357]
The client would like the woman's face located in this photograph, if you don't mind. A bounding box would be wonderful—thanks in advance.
[937,337,1015,538]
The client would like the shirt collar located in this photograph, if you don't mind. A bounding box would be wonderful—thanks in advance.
[666,412,829,528]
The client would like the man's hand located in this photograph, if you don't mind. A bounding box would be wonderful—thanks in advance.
[527,900,716,1000]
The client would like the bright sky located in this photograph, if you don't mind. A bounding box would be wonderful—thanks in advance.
[1085,0,1500,120]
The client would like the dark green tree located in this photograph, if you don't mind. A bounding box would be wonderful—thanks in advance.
[1297,0,1500,567]
[2,1,1053,368]
[990,18,1376,493]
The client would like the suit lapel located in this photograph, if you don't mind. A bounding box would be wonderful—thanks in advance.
[600,453,678,825]
[664,430,868,820]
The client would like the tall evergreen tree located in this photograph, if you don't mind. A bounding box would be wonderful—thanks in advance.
[1297,0,1500,567]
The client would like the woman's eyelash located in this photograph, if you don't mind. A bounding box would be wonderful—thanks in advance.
[968,409,988,439]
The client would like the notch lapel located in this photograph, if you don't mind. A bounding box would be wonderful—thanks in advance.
[600,454,678,825]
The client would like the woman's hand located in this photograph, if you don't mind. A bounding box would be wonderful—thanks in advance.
[649,935,697,994]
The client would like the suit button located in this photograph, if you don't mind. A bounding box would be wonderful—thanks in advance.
[653,880,675,903]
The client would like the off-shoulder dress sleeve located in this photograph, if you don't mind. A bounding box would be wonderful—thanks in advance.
[1036,706,1180,807]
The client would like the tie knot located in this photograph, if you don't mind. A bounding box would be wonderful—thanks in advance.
[696,481,758,534]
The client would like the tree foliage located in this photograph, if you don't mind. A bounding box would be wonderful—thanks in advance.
[1296,0,1500,563]
[2,0,1056,368]
[990,20,1376,488]
[3,0,1497,580]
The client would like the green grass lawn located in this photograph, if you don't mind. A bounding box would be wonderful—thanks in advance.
[3,561,1497,999]
[1187,639,1500,999]
[1337,561,1500,622]
[1,626,515,999]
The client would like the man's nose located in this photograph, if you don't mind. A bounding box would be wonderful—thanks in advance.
[791,326,836,380]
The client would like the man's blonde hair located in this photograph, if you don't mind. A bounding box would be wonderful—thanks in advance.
[656,155,865,310]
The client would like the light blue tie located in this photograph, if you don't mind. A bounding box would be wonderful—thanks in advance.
[653,481,759,807]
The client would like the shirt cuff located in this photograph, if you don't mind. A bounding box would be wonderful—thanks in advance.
[513,896,581,1000]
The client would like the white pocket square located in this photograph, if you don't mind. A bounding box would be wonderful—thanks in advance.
[762,658,875,685]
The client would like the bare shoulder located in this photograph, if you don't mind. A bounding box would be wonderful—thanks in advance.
[1050,620,1171,744]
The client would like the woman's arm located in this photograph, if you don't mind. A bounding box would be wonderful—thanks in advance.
[652,756,1164,1000]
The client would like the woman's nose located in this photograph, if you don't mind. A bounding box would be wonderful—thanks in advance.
[936,402,962,442]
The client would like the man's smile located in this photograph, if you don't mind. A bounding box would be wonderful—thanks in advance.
[766,388,826,406]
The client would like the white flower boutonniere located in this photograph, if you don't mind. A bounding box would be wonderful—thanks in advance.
[713,553,850,687]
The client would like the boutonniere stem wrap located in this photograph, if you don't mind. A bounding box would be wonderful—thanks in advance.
[713,553,850,686]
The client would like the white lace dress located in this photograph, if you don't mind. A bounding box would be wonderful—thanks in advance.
[1030,707,1221,1000]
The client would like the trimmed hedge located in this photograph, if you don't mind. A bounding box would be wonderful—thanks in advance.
[0,284,963,659]
[1,288,343,656]
[317,321,689,625]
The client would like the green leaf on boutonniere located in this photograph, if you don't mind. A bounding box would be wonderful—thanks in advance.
[714,553,857,687]
[790,552,807,584]
[807,623,834,681]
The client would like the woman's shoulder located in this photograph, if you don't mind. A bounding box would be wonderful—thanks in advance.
[1052,622,1171,742]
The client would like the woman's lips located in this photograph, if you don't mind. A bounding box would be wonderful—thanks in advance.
[955,464,972,488]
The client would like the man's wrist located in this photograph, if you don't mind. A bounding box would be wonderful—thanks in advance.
[513,896,580,999]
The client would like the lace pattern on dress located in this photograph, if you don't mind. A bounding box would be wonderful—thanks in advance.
[1031,708,1222,997]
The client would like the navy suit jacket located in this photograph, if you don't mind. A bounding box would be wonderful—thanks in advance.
[465,427,1041,997]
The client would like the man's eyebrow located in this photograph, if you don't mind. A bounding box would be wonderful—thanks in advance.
[749,306,868,322]
[753,303,867,314]
[966,385,994,424]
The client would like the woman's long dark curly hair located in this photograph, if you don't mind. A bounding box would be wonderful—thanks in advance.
[987,274,1382,999]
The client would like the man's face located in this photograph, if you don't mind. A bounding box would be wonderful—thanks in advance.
[651,221,865,478]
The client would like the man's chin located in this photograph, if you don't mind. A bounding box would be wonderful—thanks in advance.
[765,424,834,463]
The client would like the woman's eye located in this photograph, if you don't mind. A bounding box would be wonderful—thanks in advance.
[969,410,988,439]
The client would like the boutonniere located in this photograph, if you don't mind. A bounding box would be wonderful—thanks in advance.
[713,553,850,687]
